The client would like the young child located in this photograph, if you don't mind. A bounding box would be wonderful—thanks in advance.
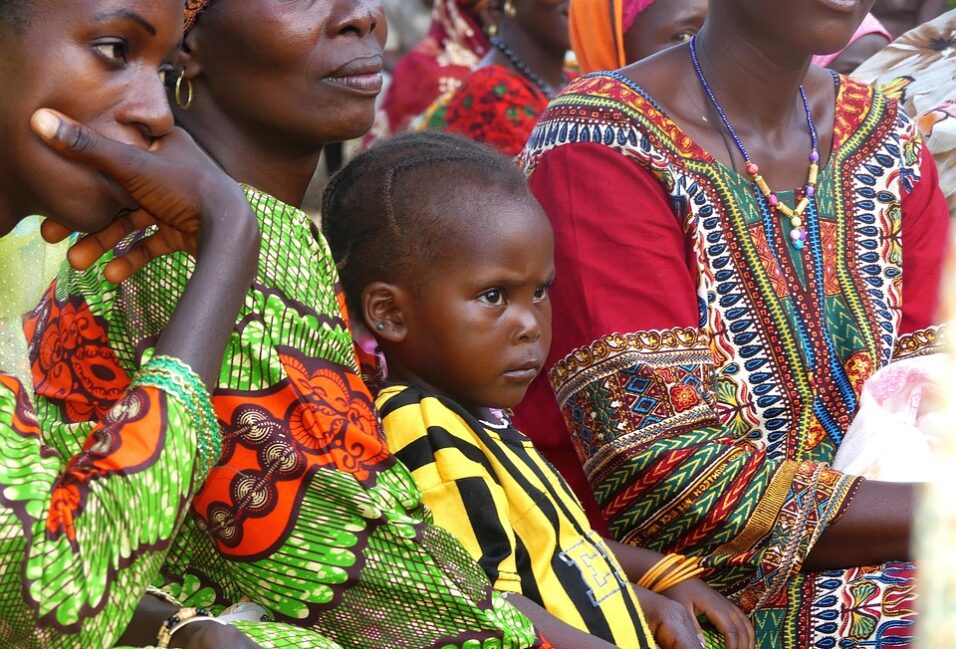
[323,132,755,649]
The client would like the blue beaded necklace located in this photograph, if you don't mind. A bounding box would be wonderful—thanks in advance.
[490,36,565,100]
[689,35,819,251]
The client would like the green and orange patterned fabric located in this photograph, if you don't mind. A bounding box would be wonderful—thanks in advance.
[0,355,218,648]
[516,72,950,648]
[26,187,543,648]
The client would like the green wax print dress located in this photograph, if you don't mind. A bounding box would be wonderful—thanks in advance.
[0,353,218,648]
[25,187,541,648]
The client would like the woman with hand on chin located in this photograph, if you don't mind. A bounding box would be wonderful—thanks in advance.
[518,0,949,647]
[28,1,552,647]
[0,1,262,647]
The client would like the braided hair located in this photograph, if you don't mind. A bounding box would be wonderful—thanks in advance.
[322,132,532,315]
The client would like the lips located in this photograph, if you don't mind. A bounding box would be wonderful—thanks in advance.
[323,56,384,94]
[502,361,542,382]
[812,0,860,13]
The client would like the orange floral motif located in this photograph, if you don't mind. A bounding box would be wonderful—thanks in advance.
[669,383,701,412]
[844,351,875,398]
[26,287,129,423]
[280,350,387,481]
[47,483,81,542]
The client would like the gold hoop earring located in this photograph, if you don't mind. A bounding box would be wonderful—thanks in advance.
[504,0,517,18]
[175,71,194,111]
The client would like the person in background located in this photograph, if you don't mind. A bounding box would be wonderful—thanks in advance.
[421,0,571,156]
[517,0,950,646]
[377,0,490,139]
[812,12,892,75]
[570,0,708,74]
[872,0,947,37]
[854,9,956,217]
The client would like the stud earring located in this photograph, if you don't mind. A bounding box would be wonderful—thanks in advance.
[375,322,385,331]
[504,0,517,18]
[486,22,499,37]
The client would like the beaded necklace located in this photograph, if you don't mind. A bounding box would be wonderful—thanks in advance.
[689,35,819,252]
[490,36,566,100]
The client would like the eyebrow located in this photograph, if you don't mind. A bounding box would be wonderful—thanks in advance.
[94,10,157,36]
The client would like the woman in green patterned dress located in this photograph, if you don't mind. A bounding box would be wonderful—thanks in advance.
[0,1,268,647]
[25,0,551,647]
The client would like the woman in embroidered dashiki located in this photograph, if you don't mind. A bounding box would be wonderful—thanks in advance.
[516,0,950,647]
[26,1,550,647]
[0,1,267,647]
[421,0,571,156]
[377,0,490,138]
[569,0,708,74]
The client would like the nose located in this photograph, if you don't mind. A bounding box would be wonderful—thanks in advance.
[329,0,383,40]
[515,307,543,344]
[115,70,175,147]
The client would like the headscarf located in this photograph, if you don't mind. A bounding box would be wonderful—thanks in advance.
[184,0,214,33]
[430,0,491,65]
[569,0,655,74]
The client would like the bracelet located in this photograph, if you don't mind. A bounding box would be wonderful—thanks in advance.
[146,585,183,608]
[637,554,706,593]
[156,606,220,648]
[135,355,222,479]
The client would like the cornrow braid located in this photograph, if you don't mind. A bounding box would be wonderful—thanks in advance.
[322,132,531,316]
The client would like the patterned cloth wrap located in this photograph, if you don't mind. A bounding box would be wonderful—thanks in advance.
[0,352,220,648]
[517,71,950,648]
[854,9,956,218]
[25,187,544,648]
[420,65,555,156]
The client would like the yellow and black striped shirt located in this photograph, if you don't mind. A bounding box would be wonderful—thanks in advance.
[378,384,655,649]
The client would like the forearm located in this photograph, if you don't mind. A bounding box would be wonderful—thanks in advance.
[604,539,667,583]
[507,594,618,649]
[153,188,258,390]
[804,480,915,571]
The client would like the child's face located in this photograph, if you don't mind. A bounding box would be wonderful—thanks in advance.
[395,193,555,414]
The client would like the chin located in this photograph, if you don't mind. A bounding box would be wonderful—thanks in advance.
[41,184,125,235]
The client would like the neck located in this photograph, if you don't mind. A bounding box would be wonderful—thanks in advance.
[493,23,566,90]
[177,108,323,208]
[693,14,813,133]
[384,354,497,421]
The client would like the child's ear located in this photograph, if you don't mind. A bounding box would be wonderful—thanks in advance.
[363,282,407,342]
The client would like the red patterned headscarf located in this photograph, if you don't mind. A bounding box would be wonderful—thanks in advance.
[184,0,213,33]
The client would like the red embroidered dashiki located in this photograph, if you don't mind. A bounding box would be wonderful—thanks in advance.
[517,71,950,648]
[423,65,553,156]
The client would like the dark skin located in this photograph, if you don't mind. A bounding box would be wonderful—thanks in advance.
[478,0,570,92]
[105,0,386,643]
[365,187,754,649]
[872,0,946,37]
[623,0,708,63]
[1,1,260,648]
[620,0,915,572]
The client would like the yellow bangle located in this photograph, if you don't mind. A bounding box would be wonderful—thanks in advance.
[637,554,706,593]
[636,553,682,590]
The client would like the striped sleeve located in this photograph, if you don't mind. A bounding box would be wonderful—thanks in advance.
[377,385,522,593]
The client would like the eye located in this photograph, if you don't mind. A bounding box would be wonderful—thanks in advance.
[672,30,696,44]
[92,40,128,65]
[533,284,550,302]
[478,288,506,306]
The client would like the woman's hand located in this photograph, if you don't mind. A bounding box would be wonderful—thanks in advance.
[30,108,251,284]
[634,586,709,649]
[170,620,264,649]
[658,578,755,649]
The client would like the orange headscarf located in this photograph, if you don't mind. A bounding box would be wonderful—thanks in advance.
[184,0,213,33]
[569,0,655,74]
